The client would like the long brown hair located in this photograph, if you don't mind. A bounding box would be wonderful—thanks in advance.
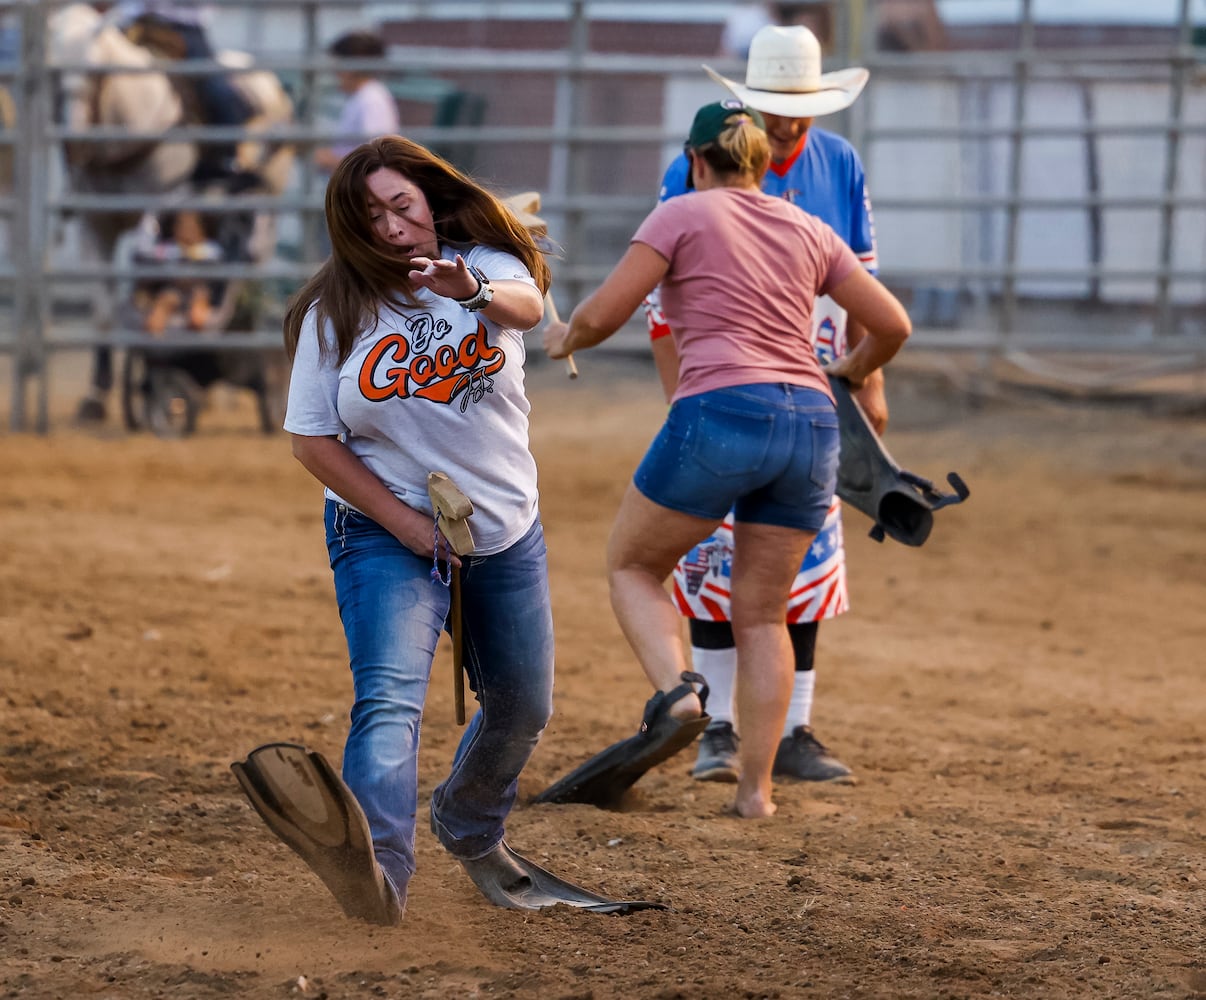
[283,136,552,363]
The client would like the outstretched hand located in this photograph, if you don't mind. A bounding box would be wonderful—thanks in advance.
[408,254,478,301]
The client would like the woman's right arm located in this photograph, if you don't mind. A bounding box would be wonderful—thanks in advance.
[290,434,453,562]
[544,243,669,360]
[823,268,912,388]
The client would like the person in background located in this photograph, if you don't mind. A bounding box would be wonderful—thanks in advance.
[720,1,834,58]
[542,101,910,818]
[643,23,884,788]
[771,2,836,49]
[720,1,775,58]
[314,30,400,174]
[132,208,224,336]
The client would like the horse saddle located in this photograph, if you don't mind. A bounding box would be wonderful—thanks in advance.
[830,375,969,547]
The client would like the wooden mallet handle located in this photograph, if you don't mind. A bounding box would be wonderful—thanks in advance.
[544,292,578,379]
[427,472,475,726]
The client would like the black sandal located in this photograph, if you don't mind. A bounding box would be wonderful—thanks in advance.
[533,672,711,810]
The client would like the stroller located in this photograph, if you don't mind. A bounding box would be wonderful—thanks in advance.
[118,190,288,438]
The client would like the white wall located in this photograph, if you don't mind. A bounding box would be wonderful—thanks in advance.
[865,75,1206,303]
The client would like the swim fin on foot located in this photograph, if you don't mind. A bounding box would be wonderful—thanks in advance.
[231,742,402,926]
[459,840,667,914]
[533,672,711,810]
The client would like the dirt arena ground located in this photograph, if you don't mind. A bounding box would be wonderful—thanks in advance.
[1,350,1203,1000]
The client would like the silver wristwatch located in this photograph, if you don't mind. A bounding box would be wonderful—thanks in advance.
[454,265,494,312]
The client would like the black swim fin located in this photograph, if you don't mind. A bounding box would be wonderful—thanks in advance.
[231,742,401,926]
[533,672,711,810]
[830,375,969,546]
[458,840,667,914]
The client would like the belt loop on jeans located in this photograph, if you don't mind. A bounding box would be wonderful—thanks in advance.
[335,503,349,548]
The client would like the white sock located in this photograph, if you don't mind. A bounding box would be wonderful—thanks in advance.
[783,670,816,738]
[690,645,736,727]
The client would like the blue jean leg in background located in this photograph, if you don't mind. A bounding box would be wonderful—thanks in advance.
[430,517,555,860]
[325,499,450,905]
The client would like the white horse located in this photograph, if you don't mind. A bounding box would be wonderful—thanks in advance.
[47,3,295,421]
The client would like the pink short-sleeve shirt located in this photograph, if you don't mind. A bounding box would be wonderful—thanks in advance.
[632,187,859,403]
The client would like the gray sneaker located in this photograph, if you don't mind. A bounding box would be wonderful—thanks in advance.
[772,726,854,783]
[691,722,740,783]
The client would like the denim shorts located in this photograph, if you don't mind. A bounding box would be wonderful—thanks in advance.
[633,383,839,533]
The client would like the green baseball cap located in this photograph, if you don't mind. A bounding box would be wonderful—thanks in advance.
[687,100,766,149]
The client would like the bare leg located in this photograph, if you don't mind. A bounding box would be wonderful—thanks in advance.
[145,288,182,336]
[187,286,213,331]
[728,520,817,818]
[606,483,720,722]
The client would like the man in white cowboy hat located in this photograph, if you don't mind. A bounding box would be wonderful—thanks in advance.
[641,22,885,788]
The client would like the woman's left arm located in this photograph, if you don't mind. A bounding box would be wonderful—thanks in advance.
[409,254,545,330]
[478,278,546,330]
[544,243,668,360]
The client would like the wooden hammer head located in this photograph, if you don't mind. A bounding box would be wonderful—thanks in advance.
[502,191,548,240]
[427,471,475,555]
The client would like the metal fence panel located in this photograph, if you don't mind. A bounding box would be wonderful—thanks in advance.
[2,0,1203,430]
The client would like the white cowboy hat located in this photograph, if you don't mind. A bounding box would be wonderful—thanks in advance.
[703,25,869,118]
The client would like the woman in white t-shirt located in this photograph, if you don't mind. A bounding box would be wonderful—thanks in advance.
[269,135,604,923]
[543,102,911,819]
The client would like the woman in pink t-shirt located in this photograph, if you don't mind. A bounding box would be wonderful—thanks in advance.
[544,102,910,818]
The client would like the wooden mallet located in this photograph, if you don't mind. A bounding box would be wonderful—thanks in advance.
[427,471,475,726]
[502,191,578,379]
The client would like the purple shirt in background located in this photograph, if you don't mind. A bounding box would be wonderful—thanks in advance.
[332,79,401,159]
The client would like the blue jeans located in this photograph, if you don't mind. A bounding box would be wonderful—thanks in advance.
[634,383,840,533]
[325,501,554,902]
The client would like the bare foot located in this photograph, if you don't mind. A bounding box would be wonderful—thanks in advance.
[145,289,180,337]
[732,788,777,819]
[666,689,702,723]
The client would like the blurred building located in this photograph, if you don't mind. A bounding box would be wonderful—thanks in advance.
[876,0,947,51]
[936,0,1196,48]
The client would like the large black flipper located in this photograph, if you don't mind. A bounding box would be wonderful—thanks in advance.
[231,742,402,926]
[831,375,969,546]
[459,841,667,914]
[533,672,710,810]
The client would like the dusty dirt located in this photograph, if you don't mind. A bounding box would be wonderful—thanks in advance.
[1,351,1204,1000]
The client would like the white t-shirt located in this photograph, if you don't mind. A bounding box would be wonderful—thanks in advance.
[284,245,541,556]
[333,79,400,157]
